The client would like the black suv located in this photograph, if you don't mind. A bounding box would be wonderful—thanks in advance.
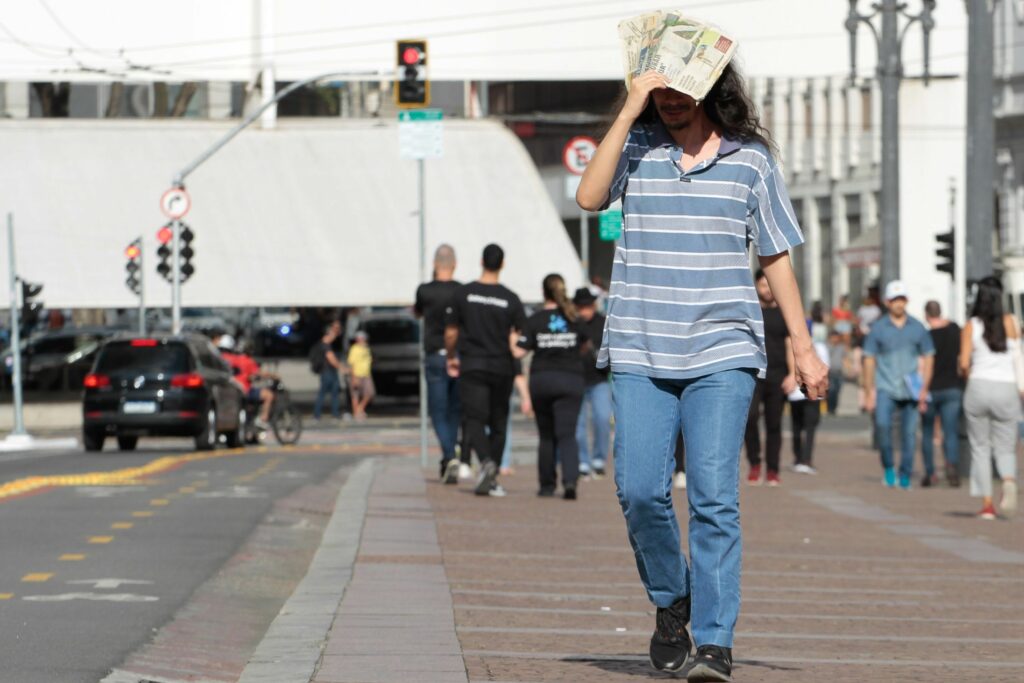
[82,334,245,452]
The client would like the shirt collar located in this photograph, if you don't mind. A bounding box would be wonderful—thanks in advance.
[649,122,742,158]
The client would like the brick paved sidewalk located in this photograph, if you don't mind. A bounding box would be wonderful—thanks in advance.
[315,420,1024,682]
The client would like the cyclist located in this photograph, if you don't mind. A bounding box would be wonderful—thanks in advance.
[215,334,276,430]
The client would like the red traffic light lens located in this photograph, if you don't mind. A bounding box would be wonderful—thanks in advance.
[125,245,140,259]
[401,47,421,65]
[157,226,173,244]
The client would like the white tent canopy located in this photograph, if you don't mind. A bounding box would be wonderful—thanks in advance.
[0,1,966,83]
[0,118,581,308]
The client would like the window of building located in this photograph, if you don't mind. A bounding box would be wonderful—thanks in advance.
[861,86,872,132]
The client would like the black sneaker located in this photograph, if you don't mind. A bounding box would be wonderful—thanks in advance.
[685,644,733,682]
[593,466,606,476]
[563,486,577,500]
[537,488,555,497]
[474,460,498,496]
[649,596,691,672]
[442,460,459,485]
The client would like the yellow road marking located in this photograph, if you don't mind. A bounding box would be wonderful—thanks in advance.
[88,536,113,544]
[150,499,169,506]
[111,522,133,530]
[0,444,361,504]
[131,511,154,518]
[0,593,13,600]
[22,573,53,582]
[59,554,86,561]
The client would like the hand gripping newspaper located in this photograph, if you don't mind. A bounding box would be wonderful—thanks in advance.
[618,10,738,101]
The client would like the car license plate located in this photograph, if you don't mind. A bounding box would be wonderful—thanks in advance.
[123,401,157,414]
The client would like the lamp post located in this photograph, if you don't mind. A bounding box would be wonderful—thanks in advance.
[845,0,936,288]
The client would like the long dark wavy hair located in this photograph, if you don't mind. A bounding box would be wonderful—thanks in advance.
[608,64,775,153]
[971,275,1007,353]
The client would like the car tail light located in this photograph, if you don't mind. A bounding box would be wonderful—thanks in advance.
[83,373,111,389]
[170,373,204,388]
[178,410,199,418]
[131,339,159,347]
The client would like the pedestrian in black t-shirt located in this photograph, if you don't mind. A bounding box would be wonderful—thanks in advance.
[415,244,464,484]
[744,269,797,486]
[921,300,963,487]
[444,244,526,497]
[515,274,588,500]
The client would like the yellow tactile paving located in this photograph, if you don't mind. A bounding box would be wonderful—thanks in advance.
[59,554,86,561]
[0,593,13,600]
[150,499,169,506]
[111,522,133,530]
[131,511,154,518]
[21,573,53,582]
[88,536,113,544]
[178,486,196,494]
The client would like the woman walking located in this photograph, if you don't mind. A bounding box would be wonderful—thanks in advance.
[514,274,587,500]
[960,276,1019,519]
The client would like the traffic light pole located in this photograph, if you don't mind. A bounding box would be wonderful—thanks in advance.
[138,241,146,336]
[172,69,386,187]
[171,220,182,335]
[418,158,428,469]
[6,213,27,438]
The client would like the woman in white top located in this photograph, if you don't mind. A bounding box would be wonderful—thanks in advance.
[959,276,1020,519]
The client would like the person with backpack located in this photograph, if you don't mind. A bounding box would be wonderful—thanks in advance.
[312,320,346,422]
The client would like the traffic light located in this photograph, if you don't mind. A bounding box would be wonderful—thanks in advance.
[180,224,195,282]
[935,230,954,277]
[156,223,172,282]
[395,39,429,107]
[20,279,43,331]
[125,239,141,295]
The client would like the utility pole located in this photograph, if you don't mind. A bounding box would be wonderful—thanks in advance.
[965,0,996,283]
[846,0,936,287]
[6,214,27,439]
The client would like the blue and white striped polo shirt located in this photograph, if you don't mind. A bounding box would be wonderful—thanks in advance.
[597,123,804,379]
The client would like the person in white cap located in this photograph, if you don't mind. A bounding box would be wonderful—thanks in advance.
[862,280,935,489]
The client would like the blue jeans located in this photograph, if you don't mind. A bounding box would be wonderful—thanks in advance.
[576,380,612,471]
[920,387,962,476]
[875,390,917,478]
[314,370,341,419]
[613,369,756,648]
[425,354,461,464]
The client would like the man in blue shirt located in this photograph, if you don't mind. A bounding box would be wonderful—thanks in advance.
[863,280,935,489]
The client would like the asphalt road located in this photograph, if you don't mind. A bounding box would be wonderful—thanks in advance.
[0,437,364,683]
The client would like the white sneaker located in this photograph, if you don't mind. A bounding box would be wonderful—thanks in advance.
[488,484,507,498]
[458,463,473,480]
[793,464,818,475]
[1000,480,1018,517]
[673,472,687,490]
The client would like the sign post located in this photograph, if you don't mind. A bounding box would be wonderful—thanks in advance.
[563,136,597,284]
[400,109,444,470]
[160,187,191,335]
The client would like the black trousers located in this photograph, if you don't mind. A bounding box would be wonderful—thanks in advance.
[791,399,821,466]
[745,376,785,472]
[530,370,584,491]
[459,370,514,467]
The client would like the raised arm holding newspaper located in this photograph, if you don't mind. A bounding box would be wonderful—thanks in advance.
[578,10,827,682]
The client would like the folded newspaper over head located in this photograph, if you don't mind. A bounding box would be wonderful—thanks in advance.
[618,10,738,101]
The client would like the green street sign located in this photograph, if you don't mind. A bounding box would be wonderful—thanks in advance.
[398,109,444,122]
[599,208,623,241]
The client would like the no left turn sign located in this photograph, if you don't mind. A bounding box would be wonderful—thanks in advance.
[160,187,191,219]
[562,136,598,176]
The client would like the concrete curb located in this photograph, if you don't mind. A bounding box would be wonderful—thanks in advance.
[237,457,377,683]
